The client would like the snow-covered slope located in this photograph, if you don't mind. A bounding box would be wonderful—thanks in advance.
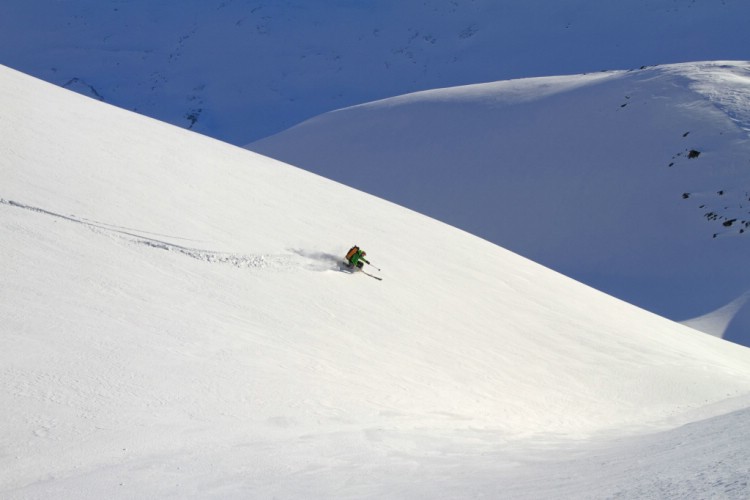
[3,65,750,498]
[2,0,750,143]
[250,61,750,347]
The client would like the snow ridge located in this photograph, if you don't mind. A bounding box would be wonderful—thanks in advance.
[680,61,750,134]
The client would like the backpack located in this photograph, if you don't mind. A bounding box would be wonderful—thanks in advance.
[345,245,359,261]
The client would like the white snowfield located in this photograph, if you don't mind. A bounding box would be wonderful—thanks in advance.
[2,65,750,498]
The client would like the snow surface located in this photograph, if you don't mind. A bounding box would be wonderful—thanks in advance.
[250,61,750,347]
[2,0,750,143]
[4,65,750,499]
[683,292,750,339]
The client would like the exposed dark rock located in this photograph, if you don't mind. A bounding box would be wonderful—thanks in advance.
[185,108,202,129]
[62,77,105,101]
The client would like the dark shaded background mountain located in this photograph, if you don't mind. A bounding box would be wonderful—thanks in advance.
[2,0,749,144]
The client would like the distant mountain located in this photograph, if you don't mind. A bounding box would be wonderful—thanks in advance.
[250,61,750,347]
[2,0,749,144]
[4,63,750,499]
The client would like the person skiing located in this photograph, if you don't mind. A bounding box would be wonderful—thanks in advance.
[345,245,370,269]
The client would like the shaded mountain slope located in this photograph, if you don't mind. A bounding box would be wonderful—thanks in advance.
[250,61,750,346]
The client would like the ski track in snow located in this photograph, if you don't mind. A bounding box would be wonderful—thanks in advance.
[0,198,341,272]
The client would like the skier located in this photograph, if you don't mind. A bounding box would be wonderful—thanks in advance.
[345,245,370,269]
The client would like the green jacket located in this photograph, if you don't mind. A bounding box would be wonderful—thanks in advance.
[349,249,369,267]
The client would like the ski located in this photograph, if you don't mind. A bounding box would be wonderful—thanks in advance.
[361,270,382,281]
[342,261,382,280]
